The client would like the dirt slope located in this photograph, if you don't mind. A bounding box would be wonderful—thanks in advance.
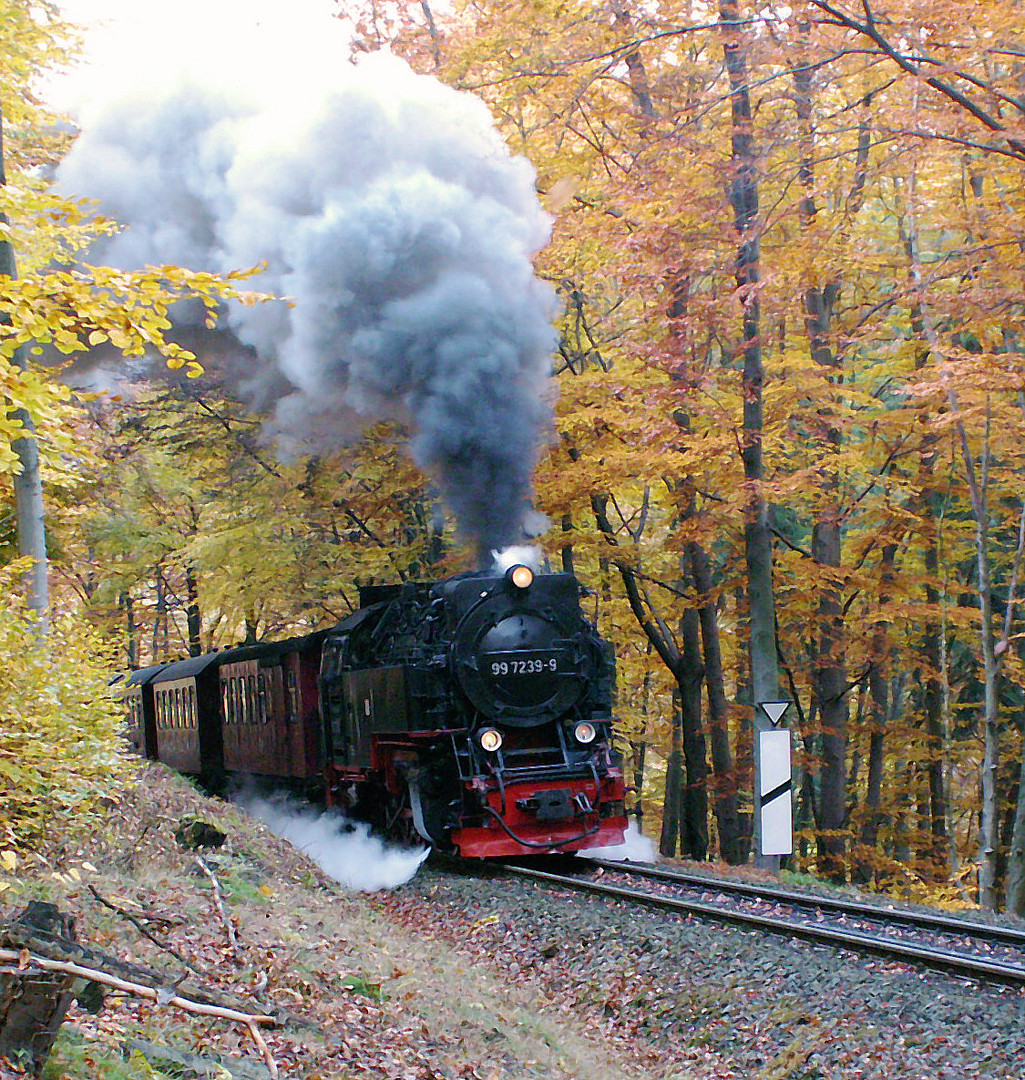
[0,765,686,1080]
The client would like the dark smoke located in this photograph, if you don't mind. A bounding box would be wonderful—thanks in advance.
[57,51,557,554]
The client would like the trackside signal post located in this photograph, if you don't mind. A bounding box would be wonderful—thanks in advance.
[757,700,793,859]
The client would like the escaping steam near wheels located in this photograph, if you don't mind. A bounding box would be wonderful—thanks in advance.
[55,1,558,556]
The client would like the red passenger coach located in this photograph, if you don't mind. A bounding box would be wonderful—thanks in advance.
[118,662,168,759]
[150,655,224,780]
[218,633,326,785]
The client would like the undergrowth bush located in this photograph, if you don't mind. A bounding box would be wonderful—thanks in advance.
[0,576,133,849]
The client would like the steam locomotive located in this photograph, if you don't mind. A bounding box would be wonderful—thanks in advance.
[122,563,628,857]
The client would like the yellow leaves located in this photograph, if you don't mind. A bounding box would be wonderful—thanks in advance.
[0,568,134,849]
[0,237,272,469]
[48,863,96,884]
[0,850,17,872]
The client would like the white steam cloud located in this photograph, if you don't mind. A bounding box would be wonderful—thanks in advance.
[491,544,544,574]
[57,33,557,552]
[577,821,657,863]
[243,794,429,892]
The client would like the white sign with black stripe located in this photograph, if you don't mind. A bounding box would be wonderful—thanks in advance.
[758,728,793,855]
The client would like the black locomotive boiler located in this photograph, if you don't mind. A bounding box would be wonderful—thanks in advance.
[321,562,627,855]
[125,563,628,858]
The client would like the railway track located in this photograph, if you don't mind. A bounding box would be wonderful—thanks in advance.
[500,858,1025,987]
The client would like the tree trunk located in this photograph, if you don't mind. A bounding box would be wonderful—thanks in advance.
[0,904,78,1074]
[561,513,575,575]
[719,0,780,867]
[922,515,950,874]
[814,516,848,881]
[1005,734,1025,912]
[153,570,168,661]
[893,759,913,866]
[905,190,1001,906]
[0,108,49,628]
[660,698,683,858]
[690,541,744,863]
[185,565,203,657]
[1005,633,1025,912]
[679,609,709,859]
[122,592,138,669]
[793,44,861,883]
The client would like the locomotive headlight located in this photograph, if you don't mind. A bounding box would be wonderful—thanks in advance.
[507,563,534,590]
[479,727,504,753]
[573,721,597,745]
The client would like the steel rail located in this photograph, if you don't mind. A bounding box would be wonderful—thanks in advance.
[586,859,1025,949]
[501,864,1025,987]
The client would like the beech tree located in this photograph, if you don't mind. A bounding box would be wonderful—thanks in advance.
[11,0,1025,905]
[349,0,1025,903]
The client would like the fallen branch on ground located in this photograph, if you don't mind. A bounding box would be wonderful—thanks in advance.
[0,949,277,1026]
[87,884,205,976]
[196,857,240,958]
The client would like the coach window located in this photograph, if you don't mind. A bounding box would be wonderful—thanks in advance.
[287,671,298,720]
[234,678,243,725]
[224,681,234,725]
[257,674,268,723]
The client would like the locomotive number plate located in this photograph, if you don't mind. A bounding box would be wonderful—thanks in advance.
[488,650,561,677]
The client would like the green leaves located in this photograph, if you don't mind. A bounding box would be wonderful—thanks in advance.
[0,566,133,847]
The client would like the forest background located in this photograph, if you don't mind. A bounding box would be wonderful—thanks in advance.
[4,0,1025,913]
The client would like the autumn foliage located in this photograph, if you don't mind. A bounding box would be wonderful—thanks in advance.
[0,567,133,847]
[6,0,1025,910]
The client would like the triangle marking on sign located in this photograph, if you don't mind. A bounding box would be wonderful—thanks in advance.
[759,700,791,726]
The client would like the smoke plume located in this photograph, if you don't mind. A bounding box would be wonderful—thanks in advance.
[57,41,557,553]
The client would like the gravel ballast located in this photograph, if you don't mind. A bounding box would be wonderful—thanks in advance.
[380,858,1025,1080]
